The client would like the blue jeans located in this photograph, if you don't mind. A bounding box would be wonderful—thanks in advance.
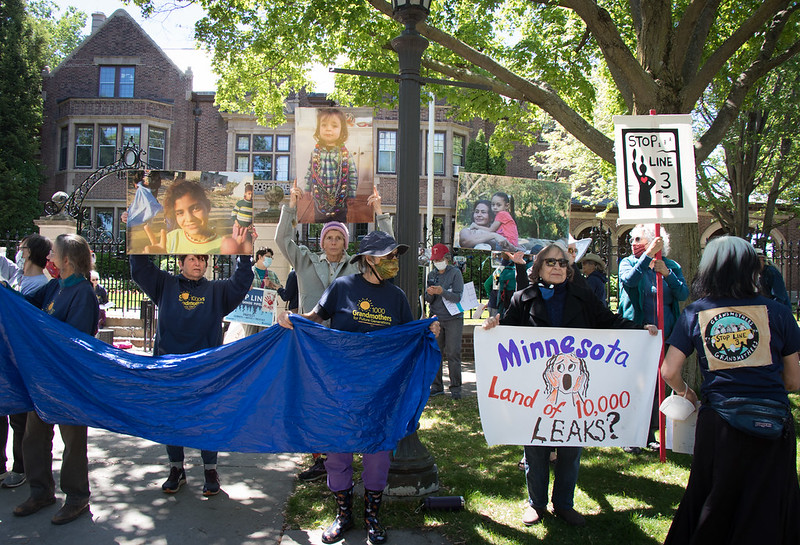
[166,445,217,465]
[524,445,581,510]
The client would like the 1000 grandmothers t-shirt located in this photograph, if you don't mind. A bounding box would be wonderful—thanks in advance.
[315,274,413,333]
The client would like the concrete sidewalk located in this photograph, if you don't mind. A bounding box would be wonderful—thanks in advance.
[0,365,472,544]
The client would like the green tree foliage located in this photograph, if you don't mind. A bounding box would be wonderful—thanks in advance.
[697,56,800,239]
[0,0,47,234]
[128,0,800,276]
[28,0,86,69]
[464,129,506,175]
[0,1,85,234]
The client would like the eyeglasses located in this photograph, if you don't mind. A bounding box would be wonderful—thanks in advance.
[380,251,399,260]
[543,258,569,268]
[18,246,28,250]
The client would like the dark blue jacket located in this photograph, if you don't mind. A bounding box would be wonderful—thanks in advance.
[27,275,99,336]
[277,270,298,311]
[586,270,608,307]
[130,256,253,356]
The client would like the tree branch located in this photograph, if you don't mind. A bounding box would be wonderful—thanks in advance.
[683,0,792,107]
[673,0,721,80]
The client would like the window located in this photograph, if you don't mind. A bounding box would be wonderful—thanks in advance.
[99,66,135,98]
[59,127,68,170]
[453,134,465,175]
[235,133,291,181]
[253,155,272,180]
[98,125,117,167]
[148,128,166,169]
[432,132,445,175]
[95,208,114,235]
[122,125,140,146]
[378,130,396,173]
[75,126,93,168]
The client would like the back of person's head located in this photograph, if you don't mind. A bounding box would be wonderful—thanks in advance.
[693,236,759,299]
[24,233,52,269]
[55,234,92,279]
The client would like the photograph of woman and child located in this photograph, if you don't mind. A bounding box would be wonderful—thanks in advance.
[294,107,376,224]
[455,173,572,254]
[125,170,256,255]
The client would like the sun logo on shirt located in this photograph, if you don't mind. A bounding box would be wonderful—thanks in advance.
[358,299,372,311]
[179,292,190,301]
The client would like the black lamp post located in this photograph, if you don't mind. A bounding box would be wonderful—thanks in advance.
[385,0,439,498]
[391,0,430,318]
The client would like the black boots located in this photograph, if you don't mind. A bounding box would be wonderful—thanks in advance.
[321,487,354,544]
[364,488,387,544]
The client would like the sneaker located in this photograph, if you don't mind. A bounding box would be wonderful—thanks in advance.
[553,506,586,526]
[203,469,220,496]
[451,390,462,400]
[430,388,445,397]
[647,441,661,452]
[162,467,186,493]
[622,446,642,454]
[297,457,327,482]
[2,472,26,488]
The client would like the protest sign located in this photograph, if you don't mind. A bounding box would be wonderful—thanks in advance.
[442,281,479,316]
[224,288,277,327]
[613,114,698,224]
[474,325,662,447]
[454,173,570,253]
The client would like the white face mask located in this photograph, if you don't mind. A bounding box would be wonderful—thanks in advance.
[433,260,447,271]
[263,257,272,267]
[15,250,24,267]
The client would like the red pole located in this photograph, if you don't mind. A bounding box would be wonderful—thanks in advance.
[649,108,667,463]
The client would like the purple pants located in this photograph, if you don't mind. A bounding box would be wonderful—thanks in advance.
[324,451,392,492]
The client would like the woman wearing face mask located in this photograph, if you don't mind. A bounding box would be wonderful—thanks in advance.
[253,247,282,290]
[277,230,439,545]
[425,243,465,399]
[618,224,688,452]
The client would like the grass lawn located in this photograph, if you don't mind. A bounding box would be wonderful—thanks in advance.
[286,393,800,544]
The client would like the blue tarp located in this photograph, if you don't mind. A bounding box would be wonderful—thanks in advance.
[0,286,440,453]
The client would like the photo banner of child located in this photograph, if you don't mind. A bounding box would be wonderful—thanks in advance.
[474,325,662,447]
[125,170,256,255]
[294,107,375,224]
[454,173,572,254]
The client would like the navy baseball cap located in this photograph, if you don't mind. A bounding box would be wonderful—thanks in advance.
[349,231,409,263]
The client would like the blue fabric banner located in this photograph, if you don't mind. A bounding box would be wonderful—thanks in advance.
[0,287,440,453]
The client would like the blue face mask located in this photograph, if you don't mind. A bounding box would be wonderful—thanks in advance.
[263,257,272,268]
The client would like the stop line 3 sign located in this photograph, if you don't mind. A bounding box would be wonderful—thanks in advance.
[613,114,698,225]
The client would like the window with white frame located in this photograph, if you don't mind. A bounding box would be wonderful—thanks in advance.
[378,130,396,173]
[98,125,117,167]
[148,128,166,169]
[453,134,465,175]
[75,126,93,168]
[235,133,291,180]
[122,125,140,146]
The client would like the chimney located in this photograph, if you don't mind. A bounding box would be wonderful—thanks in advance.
[91,13,106,34]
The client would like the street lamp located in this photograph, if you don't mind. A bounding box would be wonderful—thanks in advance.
[386,0,439,498]
[391,0,430,319]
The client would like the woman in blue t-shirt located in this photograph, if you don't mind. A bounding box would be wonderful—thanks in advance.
[661,236,800,544]
[277,230,439,545]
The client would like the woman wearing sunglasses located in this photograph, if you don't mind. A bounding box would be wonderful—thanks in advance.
[483,242,656,527]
